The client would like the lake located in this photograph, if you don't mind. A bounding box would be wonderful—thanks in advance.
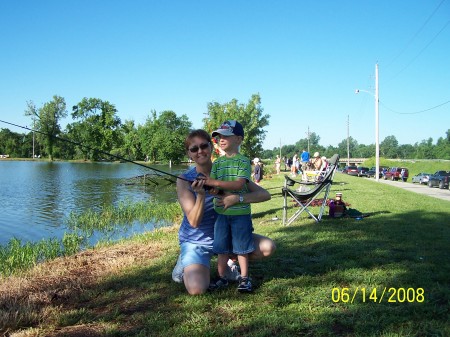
[0,160,188,246]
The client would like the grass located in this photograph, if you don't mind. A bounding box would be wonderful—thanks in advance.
[0,234,83,276]
[0,200,182,277]
[65,199,182,236]
[0,171,449,336]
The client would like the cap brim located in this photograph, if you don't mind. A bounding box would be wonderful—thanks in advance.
[212,130,235,137]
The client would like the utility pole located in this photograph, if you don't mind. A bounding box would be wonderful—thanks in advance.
[354,63,380,181]
[375,63,380,182]
[32,115,35,159]
[306,126,310,153]
[347,115,350,166]
[279,138,282,159]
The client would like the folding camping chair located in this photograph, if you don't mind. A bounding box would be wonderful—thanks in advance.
[282,154,340,225]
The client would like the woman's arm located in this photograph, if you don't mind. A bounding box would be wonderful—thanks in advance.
[176,177,207,228]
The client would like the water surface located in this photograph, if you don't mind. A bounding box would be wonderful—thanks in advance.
[0,161,186,245]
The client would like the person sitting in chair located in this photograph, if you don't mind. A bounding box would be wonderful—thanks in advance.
[309,152,323,171]
[302,152,323,181]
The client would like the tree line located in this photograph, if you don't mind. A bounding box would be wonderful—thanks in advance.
[0,94,269,163]
[1,94,448,162]
[261,131,450,162]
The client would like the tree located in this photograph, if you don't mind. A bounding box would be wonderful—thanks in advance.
[415,138,435,159]
[356,144,375,158]
[323,145,339,159]
[336,137,359,160]
[433,135,450,160]
[398,144,415,159]
[139,110,192,163]
[24,95,67,160]
[0,128,32,157]
[115,119,143,161]
[69,98,121,160]
[203,94,270,159]
[282,144,297,161]
[54,130,77,160]
[294,132,322,154]
[380,135,399,158]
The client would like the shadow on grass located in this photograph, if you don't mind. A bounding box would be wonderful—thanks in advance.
[267,209,450,335]
[4,177,448,337]
[35,207,449,336]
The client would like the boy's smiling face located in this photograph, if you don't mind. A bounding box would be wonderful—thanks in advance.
[216,134,242,155]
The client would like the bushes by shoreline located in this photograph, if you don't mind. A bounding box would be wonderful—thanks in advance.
[0,200,182,277]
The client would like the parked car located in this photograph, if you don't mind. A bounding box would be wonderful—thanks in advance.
[357,167,370,177]
[342,165,359,176]
[384,167,409,182]
[411,172,432,185]
[428,171,450,189]
[367,166,389,178]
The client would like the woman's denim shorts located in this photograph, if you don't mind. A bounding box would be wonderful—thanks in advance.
[180,242,214,269]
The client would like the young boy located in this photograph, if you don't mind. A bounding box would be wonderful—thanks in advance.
[204,120,254,292]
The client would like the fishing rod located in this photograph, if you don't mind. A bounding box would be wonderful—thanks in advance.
[0,119,199,186]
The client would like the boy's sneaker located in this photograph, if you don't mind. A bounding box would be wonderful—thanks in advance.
[208,276,229,291]
[171,254,184,283]
[237,276,253,293]
[224,259,241,282]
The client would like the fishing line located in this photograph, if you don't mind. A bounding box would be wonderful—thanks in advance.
[0,119,197,185]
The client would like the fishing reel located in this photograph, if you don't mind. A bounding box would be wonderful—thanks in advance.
[195,173,211,190]
[195,173,223,194]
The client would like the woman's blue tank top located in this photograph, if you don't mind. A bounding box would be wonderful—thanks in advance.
[178,167,216,246]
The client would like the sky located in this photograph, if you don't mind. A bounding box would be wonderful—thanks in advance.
[0,0,449,151]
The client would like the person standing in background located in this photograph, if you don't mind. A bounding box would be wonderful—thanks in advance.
[253,158,263,185]
[300,149,310,173]
[275,155,281,175]
[291,152,299,176]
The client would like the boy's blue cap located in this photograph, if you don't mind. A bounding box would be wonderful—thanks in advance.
[211,120,244,138]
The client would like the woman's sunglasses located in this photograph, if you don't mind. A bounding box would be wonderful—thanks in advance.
[189,142,210,153]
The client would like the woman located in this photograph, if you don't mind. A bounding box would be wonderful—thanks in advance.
[275,155,281,175]
[173,129,276,295]
[291,153,299,176]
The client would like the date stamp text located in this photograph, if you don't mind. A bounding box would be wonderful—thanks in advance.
[331,287,425,303]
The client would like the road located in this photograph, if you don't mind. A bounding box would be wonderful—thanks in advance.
[369,178,450,202]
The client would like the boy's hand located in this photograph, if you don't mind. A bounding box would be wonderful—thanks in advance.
[215,193,239,210]
[203,176,216,188]
[195,173,216,193]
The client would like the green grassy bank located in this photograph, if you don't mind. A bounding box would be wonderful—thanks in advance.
[1,172,449,336]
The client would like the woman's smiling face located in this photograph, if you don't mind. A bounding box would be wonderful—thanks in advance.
[188,136,212,163]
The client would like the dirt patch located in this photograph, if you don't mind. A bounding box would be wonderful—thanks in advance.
[0,226,178,335]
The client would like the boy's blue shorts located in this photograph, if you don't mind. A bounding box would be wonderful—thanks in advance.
[213,214,255,255]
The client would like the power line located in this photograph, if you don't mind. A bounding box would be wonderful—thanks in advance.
[388,18,450,82]
[385,0,448,71]
[379,99,450,115]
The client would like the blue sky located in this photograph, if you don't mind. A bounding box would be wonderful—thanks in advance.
[1,0,449,150]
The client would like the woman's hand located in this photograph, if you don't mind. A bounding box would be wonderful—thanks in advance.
[191,177,206,195]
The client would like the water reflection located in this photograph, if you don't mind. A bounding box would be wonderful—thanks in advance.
[0,161,186,245]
